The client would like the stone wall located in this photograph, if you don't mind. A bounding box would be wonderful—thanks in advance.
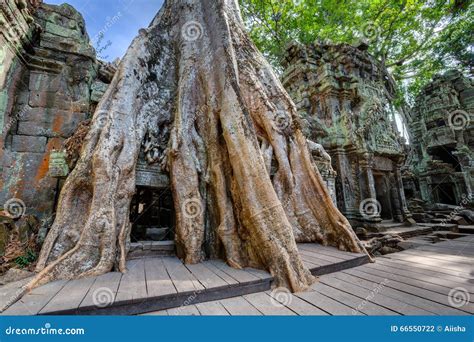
[1,2,114,219]
[282,41,411,229]
[407,70,473,206]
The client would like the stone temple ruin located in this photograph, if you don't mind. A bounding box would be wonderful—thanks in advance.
[282,41,412,229]
[0,1,473,262]
[1,0,115,221]
[406,70,473,207]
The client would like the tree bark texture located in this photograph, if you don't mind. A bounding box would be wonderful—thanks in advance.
[2,0,368,309]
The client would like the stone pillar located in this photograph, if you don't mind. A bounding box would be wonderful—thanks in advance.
[419,176,432,203]
[359,156,382,227]
[333,149,357,218]
[394,165,414,223]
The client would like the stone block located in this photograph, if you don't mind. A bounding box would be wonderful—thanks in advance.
[44,21,83,40]
[29,71,62,92]
[11,135,47,153]
[90,81,109,103]
[29,90,90,112]
[18,110,87,137]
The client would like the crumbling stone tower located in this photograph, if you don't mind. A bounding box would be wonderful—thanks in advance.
[282,41,412,229]
[408,70,473,206]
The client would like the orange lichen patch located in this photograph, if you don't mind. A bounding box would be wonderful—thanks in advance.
[34,154,50,184]
[34,138,64,184]
[52,113,64,134]
[46,138,64,151]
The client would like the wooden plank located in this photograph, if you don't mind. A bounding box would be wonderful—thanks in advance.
[344,268,472,314]
[162,257,203,293]
[0,278,32,310]
[385,252,473,276]
[311,256,370,276]
[356,264,472,300]
[299,248,344,264]
[324,274,436,315]
[40,277,96,314]
[300,244,365,261]
[299,244,351,260]
[167,304,201,315]
[300,254,324,268]
[296,289,363,315]
[209,260,259,283]
[80,272,122,309]
[303,260,319,269]
[266,290,328,315]
[201,261,239,285]
[454,236,474,243]
[3,280,68,315]
[195,301,230,315]
[435,237,474,244]
[145,258,177,298]
[367,258,474,294]
[430,242,474,254]
[185,262,228,288]
[312,282,399,315]
[380,254,472,279]
[415,245,474,257]
[141,309,168,315]
[219,296,262,315]
[243,292,296,315]
[402,249,474,265]
[245,267,272,280]
[364,261,474,295]
[115,259,147,304]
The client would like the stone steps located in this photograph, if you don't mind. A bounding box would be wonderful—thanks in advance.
[459,225,474,234]
[128,241,175,259]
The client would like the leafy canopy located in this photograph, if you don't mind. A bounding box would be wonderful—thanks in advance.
[239,0,473,105]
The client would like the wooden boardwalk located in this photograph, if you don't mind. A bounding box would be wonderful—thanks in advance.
[0,244,369,315]
[147,236,474,316]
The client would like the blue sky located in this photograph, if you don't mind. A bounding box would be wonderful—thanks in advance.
[45,0,164,61]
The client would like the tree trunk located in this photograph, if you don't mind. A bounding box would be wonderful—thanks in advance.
[1,0,367,309]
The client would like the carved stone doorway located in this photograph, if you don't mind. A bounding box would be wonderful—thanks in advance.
[374,174,393,220]
[130,186,175,242]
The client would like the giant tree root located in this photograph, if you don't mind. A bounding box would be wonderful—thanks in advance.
[0,0,369,312]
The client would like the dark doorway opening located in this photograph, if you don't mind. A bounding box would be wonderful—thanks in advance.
[130,187,175,242]
[434,183,457,205]
[428,146,461,171]
[374,174,393,220]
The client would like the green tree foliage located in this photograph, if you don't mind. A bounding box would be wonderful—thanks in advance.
[240,0,473,104]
